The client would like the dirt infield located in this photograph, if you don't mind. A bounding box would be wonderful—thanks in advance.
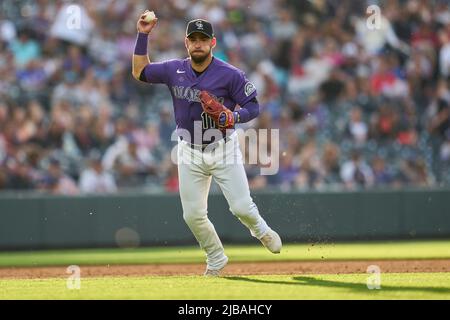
[0,259,449,279]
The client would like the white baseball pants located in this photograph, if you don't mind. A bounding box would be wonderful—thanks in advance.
[177,132,270,270]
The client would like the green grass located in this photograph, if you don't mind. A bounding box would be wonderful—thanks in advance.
[1,241,449,299]
[1,240,450,267]
[1,273,450,299]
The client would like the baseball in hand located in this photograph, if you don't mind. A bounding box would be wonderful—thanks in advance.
[143,11,156,23]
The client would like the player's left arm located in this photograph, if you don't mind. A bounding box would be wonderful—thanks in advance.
[233,97,259,124]
[200,71,259,129]
[216,97,259,128]
[227,70,259,124]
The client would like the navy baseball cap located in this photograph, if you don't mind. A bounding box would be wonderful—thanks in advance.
[186,19,214,38]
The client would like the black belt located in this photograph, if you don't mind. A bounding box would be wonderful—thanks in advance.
[182,136,232,151]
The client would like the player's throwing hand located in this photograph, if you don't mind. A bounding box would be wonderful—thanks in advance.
[137,10,158,34]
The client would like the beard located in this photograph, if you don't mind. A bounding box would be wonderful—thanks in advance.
[190,48,211,64]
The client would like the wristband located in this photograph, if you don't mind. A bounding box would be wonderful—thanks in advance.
[233,111,240,123]
[134,32,149,55]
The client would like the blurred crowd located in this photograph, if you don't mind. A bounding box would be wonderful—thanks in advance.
[0,0,450,194]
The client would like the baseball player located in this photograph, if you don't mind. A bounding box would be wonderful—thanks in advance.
[132,11,282,276]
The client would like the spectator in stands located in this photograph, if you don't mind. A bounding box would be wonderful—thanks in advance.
[79,151,117,194]
[340,150,374,189]
[5,157,34,190]
[276,151,299,191]
[372,156,394,186]
[295,140,323,190]
[38,158,79,195]
[398,156,434,187]
[345,106,369,145]
[321,142,341,185]
[164,163,179,193]
[112,135,157,188]
[9,28,41,68]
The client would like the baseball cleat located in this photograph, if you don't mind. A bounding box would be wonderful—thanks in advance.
[259,229,282,254]
[204,256,228,277]
[204,268,222,277]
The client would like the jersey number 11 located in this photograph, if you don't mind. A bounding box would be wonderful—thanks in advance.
[201,112,217,130]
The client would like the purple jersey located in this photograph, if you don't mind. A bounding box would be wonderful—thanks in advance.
[142,57,257,144]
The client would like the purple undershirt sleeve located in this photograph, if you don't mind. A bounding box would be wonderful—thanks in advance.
[235,100,260,123]
[134,32,148,55]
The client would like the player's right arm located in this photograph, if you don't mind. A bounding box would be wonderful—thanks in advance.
[132,10,158,81]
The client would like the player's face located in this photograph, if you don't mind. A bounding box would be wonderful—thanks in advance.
[185,33,216,64]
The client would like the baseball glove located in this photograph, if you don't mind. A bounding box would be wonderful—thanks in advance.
[199,90,234,129]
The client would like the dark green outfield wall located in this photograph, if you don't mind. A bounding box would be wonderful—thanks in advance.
[0,189,449,250]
